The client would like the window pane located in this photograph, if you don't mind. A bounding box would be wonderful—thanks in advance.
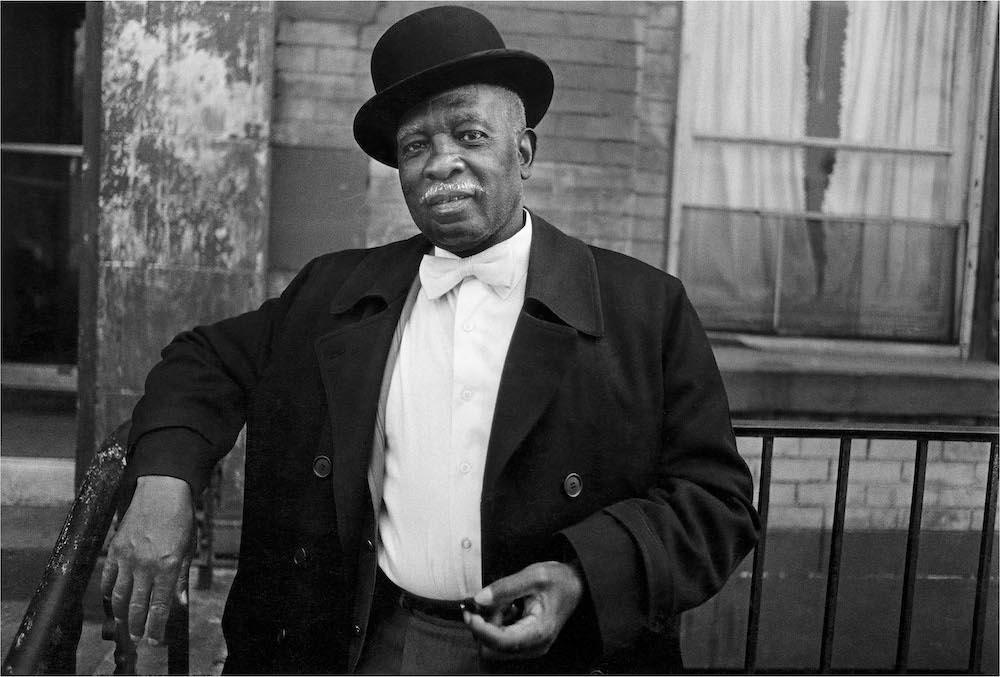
[678,206,777,333]
[1,3,86,145]
[778,217,958,342]
[2,152,80,363]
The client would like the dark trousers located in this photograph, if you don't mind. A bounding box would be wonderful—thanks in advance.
[356,572,482,675]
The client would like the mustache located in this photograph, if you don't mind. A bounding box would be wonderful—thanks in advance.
[419,182,484,205]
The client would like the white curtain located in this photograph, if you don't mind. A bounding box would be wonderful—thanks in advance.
[820,2,979,339]
[680,1,814,328]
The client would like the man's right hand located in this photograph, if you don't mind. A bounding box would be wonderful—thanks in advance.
[101,475,195,644]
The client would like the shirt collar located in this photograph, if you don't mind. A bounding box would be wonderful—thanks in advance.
[431,209,533,291]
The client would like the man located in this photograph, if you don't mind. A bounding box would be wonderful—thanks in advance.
[102,6,759,674]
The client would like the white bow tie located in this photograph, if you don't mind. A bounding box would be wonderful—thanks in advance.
[419,246,516,300]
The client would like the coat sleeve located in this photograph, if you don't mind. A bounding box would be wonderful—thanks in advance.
[125,258,322,498]
[557,281,760,658]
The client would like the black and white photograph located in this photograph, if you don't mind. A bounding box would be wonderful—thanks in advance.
[1,1,997,674]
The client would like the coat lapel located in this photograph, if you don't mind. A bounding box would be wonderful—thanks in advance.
[314,234,429,551]
[483,214,605,489]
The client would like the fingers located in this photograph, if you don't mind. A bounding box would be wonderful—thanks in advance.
[144,569,179,645]
[109,566,134,629]
[99,476,196,643]
[467,561,586,662]
[111,557,183,643]
[127,575,153,641]
[100,556,119,601]
[473,563,544,608]
[465,611,550,661]
[176,553,191,602]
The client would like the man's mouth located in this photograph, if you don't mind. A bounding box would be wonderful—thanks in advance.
[426,194,471,206]
[421,184,481,207]
[420,185,481,217]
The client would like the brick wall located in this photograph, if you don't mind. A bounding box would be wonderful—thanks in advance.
[738,436,996,531]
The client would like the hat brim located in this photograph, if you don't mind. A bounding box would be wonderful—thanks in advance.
[353,48,554,168]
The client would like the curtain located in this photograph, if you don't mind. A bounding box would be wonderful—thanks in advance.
[819,2,978,340]
[679,1,814,329]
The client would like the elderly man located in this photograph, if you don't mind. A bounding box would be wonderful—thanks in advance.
[102,6,759,674]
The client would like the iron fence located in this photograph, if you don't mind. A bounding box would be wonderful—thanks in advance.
[2,420,997,674]
[733,421,999,675]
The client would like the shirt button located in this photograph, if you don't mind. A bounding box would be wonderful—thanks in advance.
[293,547,308,565]
[461,537,472,550]
[352,624,362,637]
[461,389,473,401]
[459,462,471,474]
[563,473,583,498]
[312,455,332,478]
[463,321,474,332]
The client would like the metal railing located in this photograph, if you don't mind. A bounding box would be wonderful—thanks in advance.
[3,423,131,675]
[2,420,996,674]
[733,421,999,675]
[2,423,212,676]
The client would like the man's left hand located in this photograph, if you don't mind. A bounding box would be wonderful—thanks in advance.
[464,560,583,661]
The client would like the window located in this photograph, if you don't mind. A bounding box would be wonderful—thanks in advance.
[2,2,87,365]
[669,1,995,346]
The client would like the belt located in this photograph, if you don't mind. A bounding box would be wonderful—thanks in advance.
[376,569,475,623]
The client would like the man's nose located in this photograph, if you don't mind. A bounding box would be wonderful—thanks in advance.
[422,137,464,181]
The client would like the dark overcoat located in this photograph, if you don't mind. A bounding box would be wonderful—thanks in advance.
[127,214,760,674]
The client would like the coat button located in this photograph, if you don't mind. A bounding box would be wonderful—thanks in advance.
[352,624,362,637]
[563,473,583,498]
[293,547,308,565]
[276,628,287,644]
[365,538,375,551]
[313,455,332,478]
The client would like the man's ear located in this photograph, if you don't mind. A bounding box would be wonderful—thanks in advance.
[517,128,537,179]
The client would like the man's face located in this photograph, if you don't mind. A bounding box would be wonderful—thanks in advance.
[395,84,535,257]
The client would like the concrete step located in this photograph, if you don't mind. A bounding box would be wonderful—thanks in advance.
[2,409,78,506]
[1,458,75,506]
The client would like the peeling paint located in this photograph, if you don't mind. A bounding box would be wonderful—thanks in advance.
[90,3,274,581]
[99,2,272,271]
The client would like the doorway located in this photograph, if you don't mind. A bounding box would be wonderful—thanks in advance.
[1,2,87,466]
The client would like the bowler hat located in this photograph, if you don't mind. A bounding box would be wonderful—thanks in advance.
[353,5,554,168]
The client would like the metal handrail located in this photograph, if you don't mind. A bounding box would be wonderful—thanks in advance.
[1,422,196,676]
[732,420,997,441]
[3,422,131,675]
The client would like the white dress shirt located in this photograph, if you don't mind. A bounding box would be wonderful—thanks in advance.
[375,212,532,600]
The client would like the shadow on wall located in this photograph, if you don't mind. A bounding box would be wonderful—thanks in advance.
[682,529,999,672]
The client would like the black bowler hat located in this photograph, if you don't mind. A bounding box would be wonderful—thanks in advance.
[353,5,554,168]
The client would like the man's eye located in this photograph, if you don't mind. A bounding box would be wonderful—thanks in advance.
[400,140,426,156]
[458,130,486,143]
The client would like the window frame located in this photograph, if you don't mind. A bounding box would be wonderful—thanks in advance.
[667,0,999,359]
